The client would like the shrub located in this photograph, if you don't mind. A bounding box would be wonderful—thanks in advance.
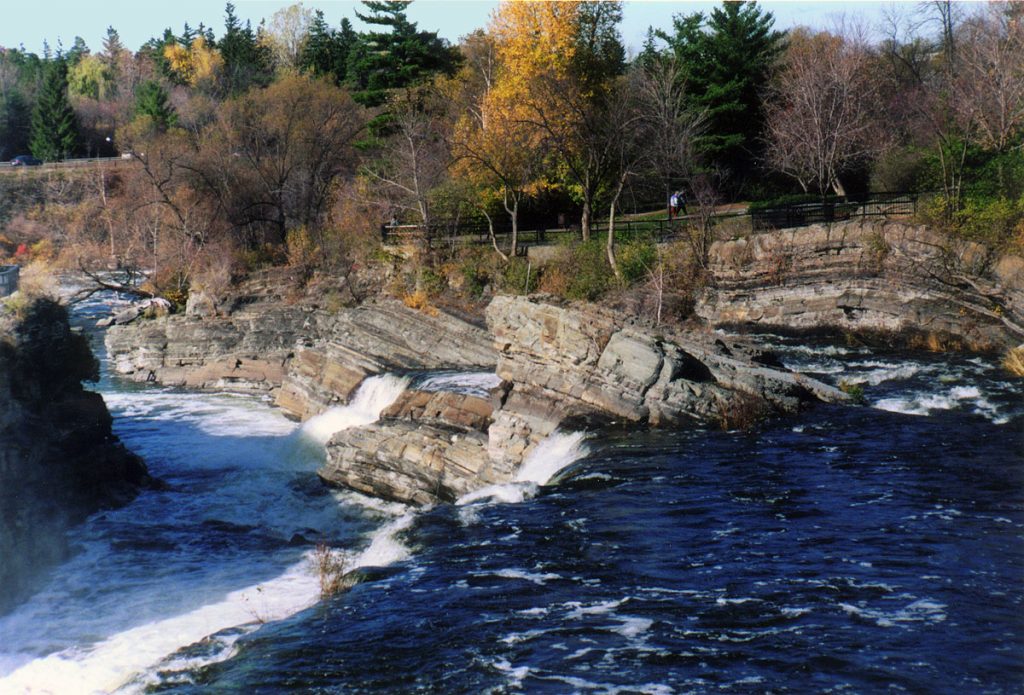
[1003,346,1024,377]
[311,543,355,598]
[838,380,867,405]
[498,257,538,295]
[563,240,613,300]
[618,238,657,285]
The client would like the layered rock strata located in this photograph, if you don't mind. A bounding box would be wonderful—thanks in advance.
[104,299,498,413]
[699,220,1024,350]
[321,296,846,506]
[275,301,497,420]
[0,299,147,614]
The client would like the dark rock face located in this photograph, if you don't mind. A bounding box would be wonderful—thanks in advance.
[321,296,845,506]
[699,221,1024,350]
[0,300,147,614]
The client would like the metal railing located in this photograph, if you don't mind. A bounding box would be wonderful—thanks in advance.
[380,192,921,253]
[0,265,20,297]
[749,192,918,231]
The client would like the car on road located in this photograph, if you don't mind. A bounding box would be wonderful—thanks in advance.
[10,155,42,166]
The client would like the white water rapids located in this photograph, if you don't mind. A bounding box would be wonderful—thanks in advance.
[0,359,590,694]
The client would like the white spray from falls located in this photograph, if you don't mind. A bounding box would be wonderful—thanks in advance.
[458,430,590,508]
[301,374,411,444]
[515,430,590,485]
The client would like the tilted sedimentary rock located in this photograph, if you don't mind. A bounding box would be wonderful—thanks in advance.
[322,296,846,506]
[699,220,1024,350]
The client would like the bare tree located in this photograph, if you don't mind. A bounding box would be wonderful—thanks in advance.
[765,27,884,197]
[953,4,1024,153]
[635,58,705,212]
[361,89,452,241]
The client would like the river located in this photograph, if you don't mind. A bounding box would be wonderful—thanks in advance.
[0,296,1021,693]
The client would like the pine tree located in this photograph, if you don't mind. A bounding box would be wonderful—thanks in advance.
[347,0,460,107]
[220,2,273,93]
[29,57,78,161]
[300,11,359,84]
[135,80,178,131]
[658,1,784,193]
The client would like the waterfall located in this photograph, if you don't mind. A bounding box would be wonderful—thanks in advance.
[301,374,411,444]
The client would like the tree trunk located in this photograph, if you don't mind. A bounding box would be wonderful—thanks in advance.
[482,209,509,262]
[581,200,591,242]
[607,199,621,280]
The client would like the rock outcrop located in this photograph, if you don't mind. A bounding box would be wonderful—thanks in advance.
[275,300,497,420]
[104,298,498,412]
[0,299,148,614]
[699,220,1024,350]
[321,296,846,506]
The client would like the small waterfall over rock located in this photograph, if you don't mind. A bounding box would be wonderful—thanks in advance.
[301,374,411,444]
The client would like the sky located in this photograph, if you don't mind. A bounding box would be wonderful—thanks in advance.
[0,1,902,57]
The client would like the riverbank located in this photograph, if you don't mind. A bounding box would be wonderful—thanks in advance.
[0,299,148,614]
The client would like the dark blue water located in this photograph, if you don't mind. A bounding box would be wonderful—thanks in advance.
[2,292,1021,693]
[161,341,1024,694]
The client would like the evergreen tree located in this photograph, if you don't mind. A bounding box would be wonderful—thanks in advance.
[66,36,90,65]
[299,11,358,84]
[29,57,78,161]
[573,0,626,94]
[220,2,273,93]
[347,0,460,107]
[135,80,178,131]
[658,1,784,194]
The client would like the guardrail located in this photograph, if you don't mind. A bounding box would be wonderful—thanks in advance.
[0,265,20,297]
[381,192,921,254]
[0,155,132,173]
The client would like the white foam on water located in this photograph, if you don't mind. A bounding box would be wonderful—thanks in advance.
[488,569,561,585]
[301,374,410,444]
[612,616,654,639]
[0,509,414,695]
[874,384,1009,424]
[456,482,539,507]
[515,430,590,485]
[843,363,923,386]
[0,560,320,695]
[839,598,947,628]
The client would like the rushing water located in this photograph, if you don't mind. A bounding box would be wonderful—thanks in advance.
[1,298,1022,693]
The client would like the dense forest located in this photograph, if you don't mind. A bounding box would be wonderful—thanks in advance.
[1,0,1021,308]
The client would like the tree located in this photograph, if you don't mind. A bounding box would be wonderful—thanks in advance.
[164,36,224,89]
[264,3,315,72]
[220,2,274,93]
[488,0,626,241]
[765,28,882,196]
[361,89,451,234]
[658,1,784,194]
[211,74,369,244]
[134,80,178,132]
[30,57,79,161]
[347,0,461,108]
[953,4,1024,153]
[299,11,359,84]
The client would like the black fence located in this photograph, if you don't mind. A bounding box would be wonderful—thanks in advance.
[749,192,919,231]
[381,192,922,252]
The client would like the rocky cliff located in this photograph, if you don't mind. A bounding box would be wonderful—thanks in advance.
[104,298,498,418]
[319,296,846,506]
[699,220,1024,351]
[0,299,147,614]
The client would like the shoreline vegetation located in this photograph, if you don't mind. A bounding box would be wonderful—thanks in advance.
[0,1,1019,343]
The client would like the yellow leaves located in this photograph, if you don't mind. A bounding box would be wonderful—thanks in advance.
[164,37,223,88]
[490,0,580,87]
